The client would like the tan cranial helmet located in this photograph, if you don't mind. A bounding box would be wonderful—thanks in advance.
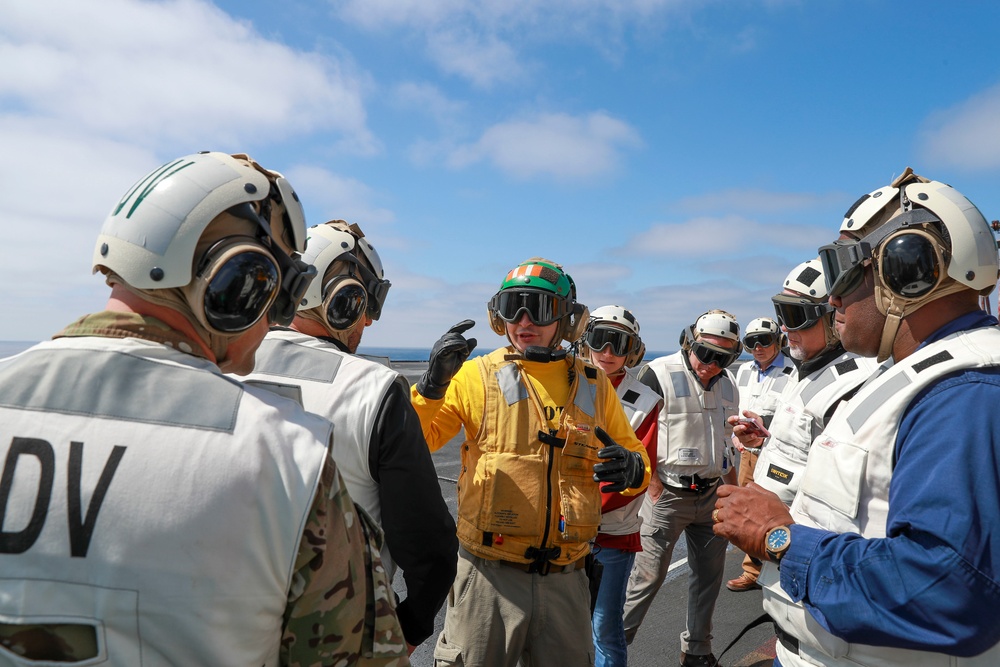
[818,167,1000,361]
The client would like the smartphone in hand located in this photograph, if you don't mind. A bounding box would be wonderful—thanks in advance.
[737,417,770,439]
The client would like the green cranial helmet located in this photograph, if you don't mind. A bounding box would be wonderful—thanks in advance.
[487,257,589,347]
[497,258,575,297]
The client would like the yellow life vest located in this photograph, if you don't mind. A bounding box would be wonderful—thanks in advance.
[455,348,608,566]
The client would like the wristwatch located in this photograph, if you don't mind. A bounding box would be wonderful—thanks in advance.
[765,525,792,562]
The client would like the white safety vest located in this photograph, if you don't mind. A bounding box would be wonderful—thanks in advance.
[599,368,662,536]
[762,326,1000,667]
[241,329,401,573]
[0,337,330,666]
[754,351,876,504]
[734,355,795,419]
[644,351,738,485]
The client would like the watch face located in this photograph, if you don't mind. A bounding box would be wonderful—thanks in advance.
[767,527,790,550]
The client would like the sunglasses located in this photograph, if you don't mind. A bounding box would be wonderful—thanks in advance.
[690,339,740,369]
[585,326,635,356]
[491,289,570,326]
[743,333,777,351]
[771,295,833,331]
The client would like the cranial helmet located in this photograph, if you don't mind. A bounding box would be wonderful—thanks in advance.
[93,151,315,334]
[487,257,589,349]
[678,309,741,369]
[583,304,646,368]
[771,259,838,348]
[297,220,391,332]
[743,316,786,352]
[818,167,1000,361]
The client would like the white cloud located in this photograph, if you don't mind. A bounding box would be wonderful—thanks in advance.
[616,215,830,257]
[393,82,467,124]
[329,0,709,87]
[0,0,377,155]
[674,188,848,215]
[920,83,1000,171]
[287,165,397,233]
[426,28,524,88]
[447,111,642,181]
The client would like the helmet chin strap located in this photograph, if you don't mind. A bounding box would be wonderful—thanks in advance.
[505,346,568,363]
[873,279,967,362]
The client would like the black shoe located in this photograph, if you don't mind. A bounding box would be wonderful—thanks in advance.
[680,652,720,667]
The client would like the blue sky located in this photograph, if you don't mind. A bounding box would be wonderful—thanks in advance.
[3,0,999,352]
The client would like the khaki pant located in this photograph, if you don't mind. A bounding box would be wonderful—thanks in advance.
[622,486,727,656]
[434,548,594,667]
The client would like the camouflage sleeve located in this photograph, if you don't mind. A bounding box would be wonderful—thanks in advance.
[281,454,410,667]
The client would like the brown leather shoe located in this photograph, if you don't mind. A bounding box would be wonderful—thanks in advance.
[680,652,720,667]
[726,572,761,592]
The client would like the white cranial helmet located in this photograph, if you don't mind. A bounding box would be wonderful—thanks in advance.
[694,309,740,343]
[819,168,999,360]
[586,304,646,368]
[745,317,780,337]
[93,151,307,289]
[298,220,391,327]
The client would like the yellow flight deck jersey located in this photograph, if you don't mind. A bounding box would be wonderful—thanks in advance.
[412,347,650,567]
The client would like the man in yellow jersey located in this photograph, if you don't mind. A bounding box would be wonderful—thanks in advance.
[411,257,651,667]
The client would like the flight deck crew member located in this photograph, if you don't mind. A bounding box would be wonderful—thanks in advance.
[241,219,458,653]
[715,168,1000,666]
[580,305,662,667]
[622,309,742,667]
[412,257,651,667]
[0,152,407,665]
[726,262,875,593]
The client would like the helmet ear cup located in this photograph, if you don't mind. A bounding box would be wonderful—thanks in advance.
[679,325,695,351]
[876,228,947,299]
[563,303,589,344]
[186,237,280,335]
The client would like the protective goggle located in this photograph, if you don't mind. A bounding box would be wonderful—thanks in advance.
[771,294,833,332]
[192,237,281,333]
[321,275,369,331]
[818,208,941,298]
[341,254,391,321]
[742,333,777,351]
[585,325,636,356]
[490,289,571,326]
[690,339,740,369]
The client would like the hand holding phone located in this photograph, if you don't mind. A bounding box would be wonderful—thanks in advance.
[736,417,770,439]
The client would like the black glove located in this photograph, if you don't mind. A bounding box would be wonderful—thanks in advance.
[592,427,645,493]
[416,320,478,400]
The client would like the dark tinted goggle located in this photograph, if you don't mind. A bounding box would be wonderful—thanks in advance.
[772,295,833,332]
[818,208,941,298]
[743,333,776,350]
[585,326,636,356]
[690,339,740,369]
[201,249,281,333]
[491,289,570,326]
[342,255,390,321]
[323,277,368,330]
